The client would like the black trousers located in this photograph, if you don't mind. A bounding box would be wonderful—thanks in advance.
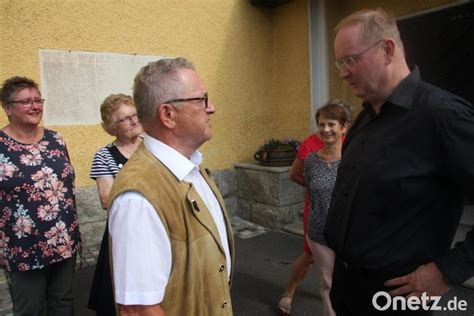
[330,258,433,315]
[7,254,76,316]
[88,225,116,316]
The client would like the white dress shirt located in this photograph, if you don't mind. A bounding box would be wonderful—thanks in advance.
[109,134,231,305]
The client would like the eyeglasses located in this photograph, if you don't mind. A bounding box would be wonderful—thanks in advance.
[10,98,45,107]
[165,93,208,109]
[114,113,138,125]
[335,39,385,71]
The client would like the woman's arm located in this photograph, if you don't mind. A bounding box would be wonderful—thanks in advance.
[95,176,115,209]
[290,158,305,187]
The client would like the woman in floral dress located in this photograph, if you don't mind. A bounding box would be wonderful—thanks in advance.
[0,76,81,315]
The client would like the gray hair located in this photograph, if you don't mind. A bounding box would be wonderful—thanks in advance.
[133,57,195,124]
[336,8,403,48]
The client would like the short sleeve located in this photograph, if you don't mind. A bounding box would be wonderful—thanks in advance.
[50,130,71,161]
[297,134,324,160]
[90,147,116,179]
[109,192,172,305]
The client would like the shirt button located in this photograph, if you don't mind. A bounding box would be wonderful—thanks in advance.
[219,265,225,272]
[222,300,228,308]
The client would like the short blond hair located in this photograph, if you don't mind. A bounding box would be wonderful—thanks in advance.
[100,94,135,135]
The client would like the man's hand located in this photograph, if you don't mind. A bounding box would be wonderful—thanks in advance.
[384,262,451,298]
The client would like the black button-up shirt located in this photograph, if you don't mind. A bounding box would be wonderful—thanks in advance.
[325,67,474,284]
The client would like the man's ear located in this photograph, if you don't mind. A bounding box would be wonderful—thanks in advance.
[158,103,177,129]
[383,38,396,64]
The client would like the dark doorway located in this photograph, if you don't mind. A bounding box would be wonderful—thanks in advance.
[397,2,474,105]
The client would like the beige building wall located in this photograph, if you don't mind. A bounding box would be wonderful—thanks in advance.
[0,0,310,187]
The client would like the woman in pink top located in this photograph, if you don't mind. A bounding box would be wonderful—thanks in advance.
[278,102,353,315]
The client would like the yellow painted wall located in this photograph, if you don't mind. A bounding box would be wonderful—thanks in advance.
[1,0,459,187]
[1,0,311,187]
[272,0,311,139]
[326,0,459,112]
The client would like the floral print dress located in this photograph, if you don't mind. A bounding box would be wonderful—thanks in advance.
[0,129,81,272]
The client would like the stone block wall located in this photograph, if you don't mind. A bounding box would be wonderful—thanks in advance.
[234,162,305,229]
[75,186,107,265]
[209,168,239,217]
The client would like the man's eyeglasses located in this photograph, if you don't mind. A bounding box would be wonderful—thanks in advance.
[114,113,138,125]
[335,39,385,71]
[10,98,45,107]
[165,93,208,109]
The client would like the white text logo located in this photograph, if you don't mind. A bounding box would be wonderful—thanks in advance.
[372,291,468,311]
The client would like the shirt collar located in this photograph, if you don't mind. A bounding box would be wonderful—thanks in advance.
[386,65,421,110]
[361,65,422,114]
[143,133,203,181]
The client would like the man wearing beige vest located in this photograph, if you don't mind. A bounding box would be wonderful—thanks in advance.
[107,57,234,316]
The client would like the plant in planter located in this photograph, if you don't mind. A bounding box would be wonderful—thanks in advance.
[254,138,301,166]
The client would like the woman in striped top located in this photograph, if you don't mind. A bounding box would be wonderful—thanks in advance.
[88,94,143,316]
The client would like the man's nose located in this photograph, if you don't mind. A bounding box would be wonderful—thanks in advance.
[206,101,216,114]
[339,66,350,79]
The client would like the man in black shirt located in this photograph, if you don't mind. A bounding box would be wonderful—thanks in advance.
[325,8,474,315]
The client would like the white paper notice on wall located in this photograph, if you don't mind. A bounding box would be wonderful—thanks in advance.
[39,49,170,125]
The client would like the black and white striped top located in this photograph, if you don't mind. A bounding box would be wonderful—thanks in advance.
[90,143,128,179]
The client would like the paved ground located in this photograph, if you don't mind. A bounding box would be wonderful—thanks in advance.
[73,228,322,316]
[2,217,474,315]
[0,217,323,316]
[73,228,474,316]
